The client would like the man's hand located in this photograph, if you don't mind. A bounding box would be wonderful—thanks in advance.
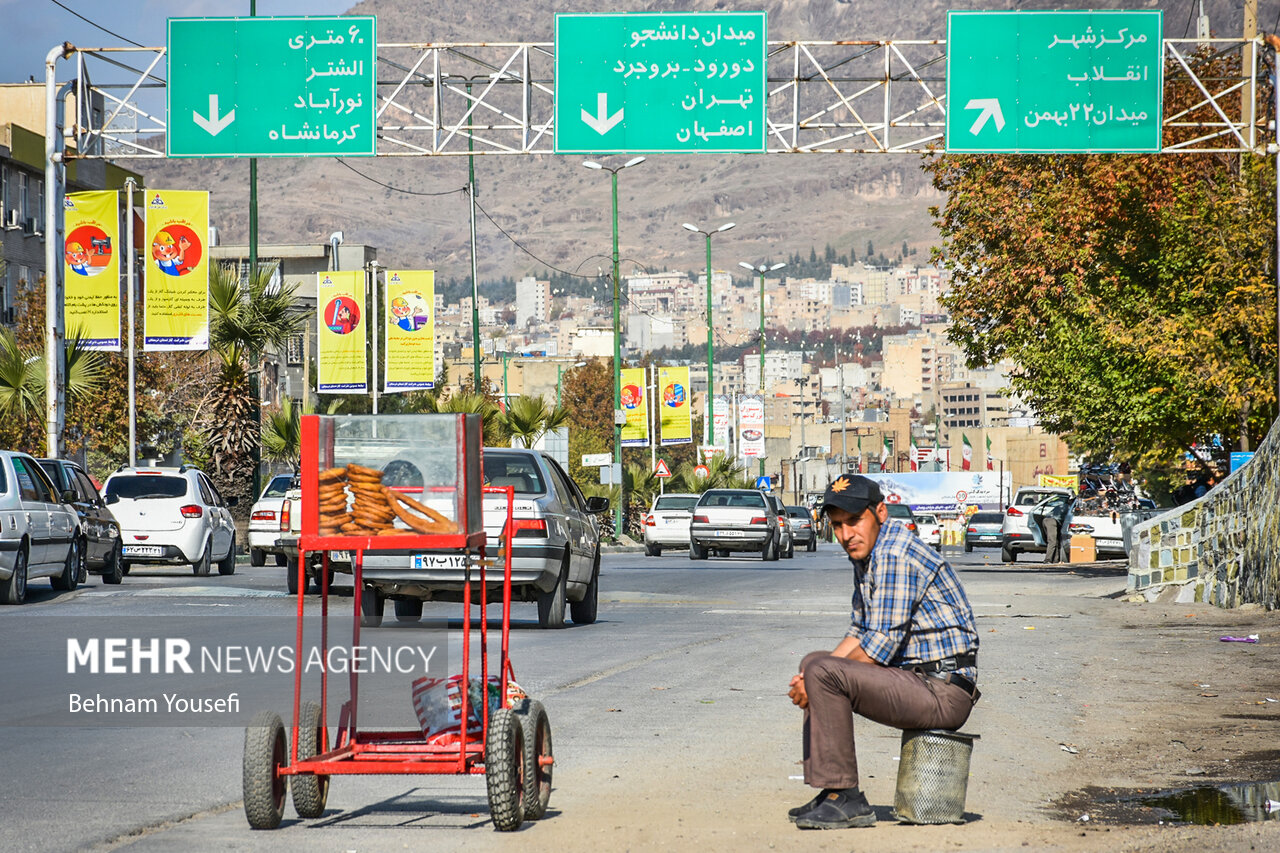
[788,673,808,709]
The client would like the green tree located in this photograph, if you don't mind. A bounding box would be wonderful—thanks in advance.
[261,395,303,471]
[501,394,570,449]
[561,359,613,485]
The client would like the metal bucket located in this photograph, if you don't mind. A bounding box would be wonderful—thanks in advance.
[892,729,979,825]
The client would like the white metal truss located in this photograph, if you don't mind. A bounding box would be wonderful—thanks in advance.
[63,36,1269,159]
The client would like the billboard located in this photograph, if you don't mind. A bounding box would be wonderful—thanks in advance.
[860,471,1011,512]
[143,189,209,351]
[738,394,765,458]
[620,367,649,446]
[63,191,121,350]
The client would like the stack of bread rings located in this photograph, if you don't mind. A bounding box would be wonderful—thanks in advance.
[315,462,461,537]
[343,464,398,535]
[317,467,352,534]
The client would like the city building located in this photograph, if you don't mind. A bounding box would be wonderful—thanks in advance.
[514,275,550,328]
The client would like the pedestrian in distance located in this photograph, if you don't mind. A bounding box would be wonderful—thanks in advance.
[786,475,980,830]
[1036,493,1073,563]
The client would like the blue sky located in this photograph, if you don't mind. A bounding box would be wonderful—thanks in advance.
[0,1,352,83]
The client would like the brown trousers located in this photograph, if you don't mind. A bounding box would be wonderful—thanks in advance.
[801,651,975,789]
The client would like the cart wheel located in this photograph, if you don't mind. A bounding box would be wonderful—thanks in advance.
[360,586,385,627]
[291,701,330,819]
[243,710,289,830]
[515,699,553,820]
[394,597,423,623]
[485,707,526,831]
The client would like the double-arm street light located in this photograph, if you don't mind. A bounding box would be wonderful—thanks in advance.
[682,221,736,451]
[739,260,785,477]
[584,156,645,538]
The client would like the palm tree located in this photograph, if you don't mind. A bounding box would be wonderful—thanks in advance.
[415,389,507,446]
[624,461,661,536]
[671,454,754,493]
[261,395,303,470]
[502,394,570,448]
[0,325,107,450]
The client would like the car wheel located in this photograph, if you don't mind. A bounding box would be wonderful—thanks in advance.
[121,563,130,576]
[394,598,423,623]
[964,542,973,553]
[360,585,384,628]
[537,556,568,629]
[286,556,304,596]
[569,554,599,625]
[1001,544,1016,563]
[242,710,288,830]
[807,537,817,552]
[250,548,266,567]
[763,535,779,562]
[290,700,330,819]
[783,539,795,559]
[275,553,288,567]
[218,536,237,575]
[52,537,80,591]
[194,540,212,576]
[76,537,88,584]
[514,698,553,820]
[644,543,660,557]
[1,546,28,604]
[102,539,124,585]
[689,540,707,560]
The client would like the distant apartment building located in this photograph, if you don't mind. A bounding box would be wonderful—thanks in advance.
[881,330,937,402]
[743,350,805,393]
[627,271,697,316]
[514,275,551,327]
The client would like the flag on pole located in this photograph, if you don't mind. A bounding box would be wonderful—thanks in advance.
[880,434,891,471]
[909,436,919,472]
[986,435,994,471]
[962,433,973,471]
[857,434,864,473]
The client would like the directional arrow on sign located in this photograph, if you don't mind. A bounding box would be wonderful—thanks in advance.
[193,94,235,136]
[581,92,624,135]
[964,98,1005,135]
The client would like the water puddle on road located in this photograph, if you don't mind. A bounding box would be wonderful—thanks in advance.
[1064,781,1280,825]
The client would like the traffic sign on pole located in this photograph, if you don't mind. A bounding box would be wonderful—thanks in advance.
[167,16,377,158]
[946,11,1162,153]
[555,12,767,154]
[655,458,672,478]
[754,475,771,490]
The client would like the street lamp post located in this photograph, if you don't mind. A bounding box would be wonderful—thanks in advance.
[585,157,644,539]
[739,260,785,478]
[683,221,735,455]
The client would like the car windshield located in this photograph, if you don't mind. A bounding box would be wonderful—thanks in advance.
[786,507,810,519]
[654,495,697,511]
[1016,491,1061,506]
[971,512,1004,524]
[886,504,913,518]
[483,452,546,495]
[916,514,937,524]
[106,475,188,500]
[698,490,766,509]
[260,475,292,499]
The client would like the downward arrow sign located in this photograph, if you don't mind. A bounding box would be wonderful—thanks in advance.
[193,94,235,136]
[581,93,623,136]
[964,98,1005,136]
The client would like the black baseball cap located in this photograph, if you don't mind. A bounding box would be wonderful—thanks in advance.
[820,475,884,517]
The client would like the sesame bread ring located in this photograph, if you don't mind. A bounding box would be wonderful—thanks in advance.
[318,467,347,483]
[345,463,383,480]
[383,488,453,525]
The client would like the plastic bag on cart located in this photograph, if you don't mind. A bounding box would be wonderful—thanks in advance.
[410,674,526,743]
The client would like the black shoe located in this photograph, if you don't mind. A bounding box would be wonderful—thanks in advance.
[787,789,831,823]
[794,788,876,830]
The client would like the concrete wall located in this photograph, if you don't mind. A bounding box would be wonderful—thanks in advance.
[1128,420,1280,609]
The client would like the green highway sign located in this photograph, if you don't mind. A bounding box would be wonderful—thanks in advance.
[555,12,767,154]
[946,11,1163,153]
[167,16,376,158]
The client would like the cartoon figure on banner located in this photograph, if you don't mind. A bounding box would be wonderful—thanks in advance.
[388,290,431,332]
[663,381,686,408]
[325,297,361,335]
[151,226,201,276]
[622,383,643,409]
[65,225,112,276]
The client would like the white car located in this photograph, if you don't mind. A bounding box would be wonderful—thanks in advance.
[914,512,942,550]
[103,466,238,576]
[0,450,81,604]
[643,493,699,556]
[248,473,295,567]
[1001,487,1073,561]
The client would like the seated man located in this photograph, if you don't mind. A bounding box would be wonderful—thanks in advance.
[787,475,980,830]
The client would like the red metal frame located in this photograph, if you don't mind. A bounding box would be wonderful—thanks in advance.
[279,469,516,780]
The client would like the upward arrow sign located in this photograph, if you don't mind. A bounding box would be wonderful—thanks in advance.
[193,94,235,136]
[581,93,624,135]
[964,98,1005,136]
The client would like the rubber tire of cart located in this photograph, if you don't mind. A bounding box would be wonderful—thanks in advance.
[286,556,304,596]
[250,548,266,567]
[101,539,124,585]
[689,540,707,560]
[1,545,27,604]
[485,707,526,832]
[51,537,80,591]
[360,585,385,628]
[569,552,599,625]
[514,698,553,820]
[394,597,423,623]
[807,536,817,552]
[218,535,237,575]
[243,710,288,830]
[290,700,329,819]
[537,556,568,629]
[193,539,212,576]
[1001,544,1016,563]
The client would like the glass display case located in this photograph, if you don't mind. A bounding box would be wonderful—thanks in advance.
[299,413,484,545]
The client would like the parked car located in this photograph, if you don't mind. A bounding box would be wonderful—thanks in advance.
[885,502,918,536]
[1001,487,1073,561]
[785,505,817,552]
[914,512,942,551]
[689,488,780,561]
[274,484,349,595]
[643,492,699,556]
[248,473,296,567]
[965,510,1006,552]
[0,450,81,604]
[358,448,608,630]
[102,466,238,576]
[764,493,795,558]
[39,458,124,584]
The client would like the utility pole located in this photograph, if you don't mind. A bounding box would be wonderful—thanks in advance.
[683,221,735,455]
[467,81,482,394]
[795,375,809,502]
[1242,0,1257,135]
[739,260,784,479]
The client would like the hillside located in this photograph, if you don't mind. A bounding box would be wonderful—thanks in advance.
[137,0,1246,290]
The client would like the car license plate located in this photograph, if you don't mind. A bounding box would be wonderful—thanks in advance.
[411,553,469,569]
[715,530,744,538]
[124,545,163,557]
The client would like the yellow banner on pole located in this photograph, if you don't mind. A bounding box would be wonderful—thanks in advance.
[658,365,692,445]
[317,271,367,393]
[1037,474,1078,492]
[383,270,435,392]
[620,366,648,446]
[143,190,209,351]
[64,190,121,350]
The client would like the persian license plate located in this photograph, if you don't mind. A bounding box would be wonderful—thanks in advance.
[716,530,745,538]
[411,553,469,570]
[124,545,163,557]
